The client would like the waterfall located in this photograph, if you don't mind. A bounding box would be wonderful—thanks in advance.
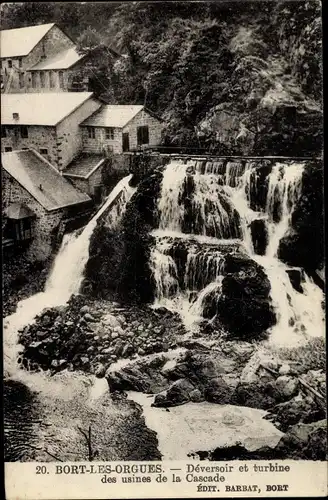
[4,174,135,377]
[151,158,324,345]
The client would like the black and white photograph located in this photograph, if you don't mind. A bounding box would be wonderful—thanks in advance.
[1,0,326,498]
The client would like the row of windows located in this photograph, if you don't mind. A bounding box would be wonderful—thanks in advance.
[3,146,48,155]
[1,125,28,138]
[87,127,115,140]
[86,126,150,145]
[0,58,23,69]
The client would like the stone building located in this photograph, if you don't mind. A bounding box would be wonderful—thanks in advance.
[1,92,102,170]
[1,22,121,93]
[1,23,75,93]
[2,149,92,261]
[81,105,164,154]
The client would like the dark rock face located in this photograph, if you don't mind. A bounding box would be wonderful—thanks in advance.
[247,163,272,213]
[202,254,276,338]
[250,218,268,255]
[278,161,324,272]
[85,169,164,303]
[286,268,304,293]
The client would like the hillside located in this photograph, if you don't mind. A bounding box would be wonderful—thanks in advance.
[1,1,323,154]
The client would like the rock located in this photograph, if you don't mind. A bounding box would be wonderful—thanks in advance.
[279,363,291,376]
[80,356,90,367]
[51,359,59,369]
[36,331,49,339]
[202,254,276,339]
[152,379,195,407]
[138,348,146,356]
[102,314,121,329]
[29,341,43,349]
[275,420,327,460]
[84,313,96,322]
[189,389,204,403]
[122,343,134,358]
[232,381,280,410]
[275,376,299,399]
[114,326,125,337]
[286,269,304,293]
[204,377,233,404]
[80,305,91,315]
[137,325,144,333]
[93,335,100,342]
[250,219,268,255]
[95,364,106,378]
[111,332,119,340]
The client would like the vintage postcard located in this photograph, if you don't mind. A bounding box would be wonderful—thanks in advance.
[1,1,326,499]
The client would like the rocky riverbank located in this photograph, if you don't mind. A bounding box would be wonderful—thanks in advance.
[18,294,327,461]
[3,256,52,317]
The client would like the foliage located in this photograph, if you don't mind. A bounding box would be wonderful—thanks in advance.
[1,1,322,154]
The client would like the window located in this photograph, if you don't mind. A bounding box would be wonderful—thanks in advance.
[5,147,12,152]
[105,128,115,140]
[49,71,56,88]
[1,126,6,138]
[8,60,12,68]
[40,71,45,88]
[18,58,23,68]
[88,127,95,139]
[59,71,64,88]
[40,148,48,156]
[19,72,25,88]
[20,126,28,138]
[137,125,149,146]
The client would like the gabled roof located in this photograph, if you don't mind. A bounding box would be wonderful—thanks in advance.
[2,149,91,211]
[0,23,55,58]
[28,46,85,71]
[63,153,105,179]
[1,92,95,126]
[81,105,144,128]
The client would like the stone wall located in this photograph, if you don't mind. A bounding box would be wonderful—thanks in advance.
[123,110,163,150]
[82,126,123,154]
[1,126,58,166]
[2,169,64,261]
[55,97,102,170]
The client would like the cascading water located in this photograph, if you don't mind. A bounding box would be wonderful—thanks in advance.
[150,158,324,346]
[4,174,134,377]
[4,174,137,461]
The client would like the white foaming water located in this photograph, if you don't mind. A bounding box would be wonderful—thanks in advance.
[4,174,134,378]
[265,163,304,258]
[151,158,324,346]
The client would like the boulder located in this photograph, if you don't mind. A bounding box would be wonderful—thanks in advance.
[152,379,195,407]
[84,313,96,322]
[204,377,233,404]
[275,420,327,460]
[250,219,268,255]
[95,363,107,378]
[275,376,299,399]
[80,305,91,315]
[286,269,304,293]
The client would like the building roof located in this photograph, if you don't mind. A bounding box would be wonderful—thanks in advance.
[0,23,55,58]
[29,46,85,71]
[5,202,36,219]
[81,105,144,128]
[1,92,94,126]
[63,153,105,179]
[2,149,91,211]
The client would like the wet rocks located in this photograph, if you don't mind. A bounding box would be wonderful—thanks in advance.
[152,379,196,407]
[275,375,299,399]
[250,218,268,255]
[202,253,276,338]
[286,268,304,293]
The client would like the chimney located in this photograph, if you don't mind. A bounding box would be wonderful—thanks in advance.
[12,112,19,120]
